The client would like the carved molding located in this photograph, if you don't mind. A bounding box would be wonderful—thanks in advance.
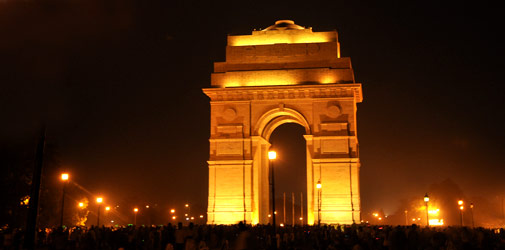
[203,84,362,102]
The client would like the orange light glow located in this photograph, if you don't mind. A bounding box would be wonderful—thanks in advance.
[61,173,69,181]
[228,30,336,46]
[199,215,204,218]
[105,206,110,211]
[268,151,277,160]
[170,209,175,213]
[78,202,84,208]
[172,216,176,220]
[134,208,138,213]
[460,205,464,210]
[428,208,440,214]
[378,217,382,221]
[280,223,284,227]
[429,219,444,226]
[299,217,303,220]
[185,204,189,207]
[96,197,103,203]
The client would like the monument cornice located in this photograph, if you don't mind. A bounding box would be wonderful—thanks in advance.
[203,83,362,102]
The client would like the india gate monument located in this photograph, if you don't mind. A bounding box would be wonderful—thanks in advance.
[203,20,363,225]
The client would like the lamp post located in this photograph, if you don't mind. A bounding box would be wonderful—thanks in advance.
[60,173,69,227]
[268,150,277,226]
[458,200,464,227]
[404,210,408,225]
[96,197,103,226]
[133,208,139,225]
[316,180,322,226]
[470,203,474,228]
[424,193,429,226]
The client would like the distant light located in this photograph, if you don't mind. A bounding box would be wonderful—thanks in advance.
[190,217,194,220]
[299,217,303,220]
[172,216,176,220]
[96,197,103,203]
[460,205,464,210]
[185,214,188,216]
[170,209,175,213]
[105,206,110,211]
[146,205,149,208]
[185,204,189,207]
[111,220,114,223]
[378,217,382,221]
[373,213,378,217]
[458,200,463,206]
[424,193,429,202]
[186,218,189,221]
[316,180,322,189]
[268,151,277,160]
[274,211,277,215]
[280,223,284,227]
[268,214,271,218]
[134,208,139,212]
[199,215,204,218]
[78,202,84,207]
[61,173,69,181]
[470,203,474,209]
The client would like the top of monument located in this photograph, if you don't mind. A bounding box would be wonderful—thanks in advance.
[263,20,305,31]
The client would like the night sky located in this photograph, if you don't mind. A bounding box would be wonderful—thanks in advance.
[1,1,503,219]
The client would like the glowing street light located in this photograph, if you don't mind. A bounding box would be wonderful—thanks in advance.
[96,197,103,226]
[404,210,408,225]
[60,173,69,227]
[268,149,277,232]
[133,208,139,225]
[458,200,464,227]
[316,179,322,226]
[470,203,474,228]
[105,206,110,211]
[424,193,429,226]
[78,202,84,208]
[170,209,175,213]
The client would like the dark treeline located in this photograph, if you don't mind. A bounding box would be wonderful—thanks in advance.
[2,223,505,250]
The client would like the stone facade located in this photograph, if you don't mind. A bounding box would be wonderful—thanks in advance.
[204,20,363,225]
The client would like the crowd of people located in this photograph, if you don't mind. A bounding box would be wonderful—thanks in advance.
[2,222,505,249]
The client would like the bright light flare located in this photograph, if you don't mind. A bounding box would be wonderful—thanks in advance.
[96,197,103,203]
[459,205,464,210]
[61,173,69,181]
[458,200,463,205]
[105,206,110,211]
[268,151,277,160]
[78,202,84,208]
[429,219,444,226]
[134,208,139,213]
[316,180,322,189]
[428,208,440,214]
[170,209,175,213]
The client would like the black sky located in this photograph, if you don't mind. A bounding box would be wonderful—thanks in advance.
[1,0,503,217]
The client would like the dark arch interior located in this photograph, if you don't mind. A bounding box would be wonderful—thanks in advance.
[269,123,307,225]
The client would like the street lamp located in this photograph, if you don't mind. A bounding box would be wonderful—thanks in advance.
[60,173,69,227]
[404,210,408,225]
[458,200,464,227]
[78,202,84,208]
[268,150,277,228]
[96,197,103,226]
[470,203,474,228]
[424,193,429,226]
[133,208,139,225]
[316,179,322,226]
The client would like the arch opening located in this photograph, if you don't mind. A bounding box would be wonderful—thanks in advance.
[269,123,307,225]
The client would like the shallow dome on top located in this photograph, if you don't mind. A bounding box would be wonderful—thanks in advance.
[263,20,305,31]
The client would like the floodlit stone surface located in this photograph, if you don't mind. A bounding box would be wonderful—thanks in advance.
[204,20,362,225]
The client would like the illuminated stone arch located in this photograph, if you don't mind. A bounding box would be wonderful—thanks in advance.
[254,107,311,140]
[203,20,362,225]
